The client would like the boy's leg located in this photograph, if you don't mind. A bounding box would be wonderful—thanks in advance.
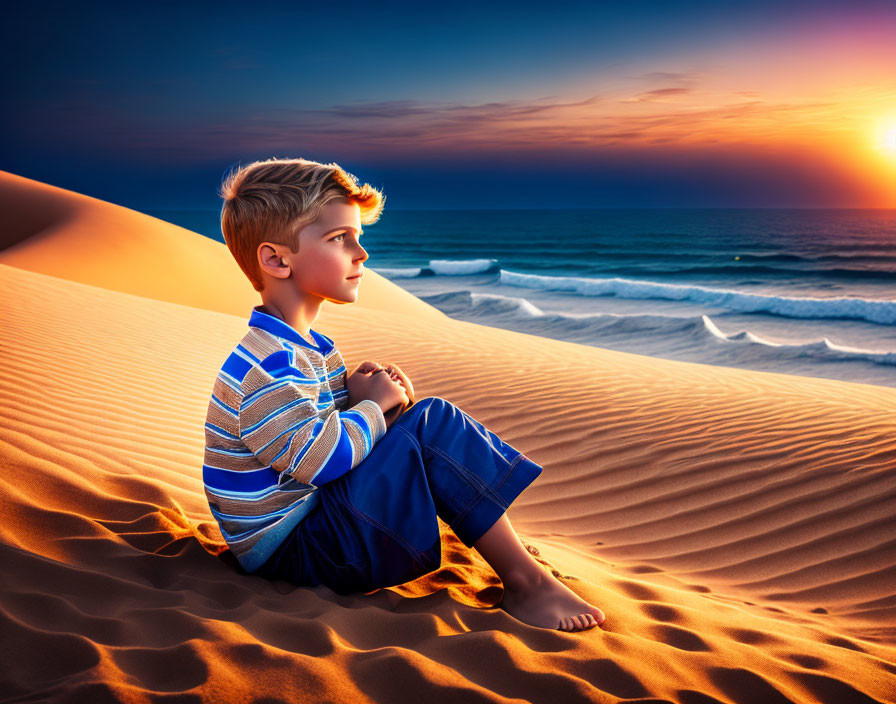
[325,396,543,591]
[475,511,606,631]
[383,396,544,551]
[389,397,606,632]
[276,396,606,628]
[467,509,546,591]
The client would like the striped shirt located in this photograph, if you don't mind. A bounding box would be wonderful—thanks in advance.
[202,305,387,574]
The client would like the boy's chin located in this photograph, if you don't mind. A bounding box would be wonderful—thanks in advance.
[325,290,359,304]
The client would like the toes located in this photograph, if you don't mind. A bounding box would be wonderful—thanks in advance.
[558,615,588,631]
[558,613,606,631]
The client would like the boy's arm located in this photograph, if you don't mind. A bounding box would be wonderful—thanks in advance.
[331,368,351,411]
[239,359,387,487]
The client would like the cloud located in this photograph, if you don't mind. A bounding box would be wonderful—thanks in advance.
[622,87,693,103]
[5,86,852,164]
[632,71,700,83]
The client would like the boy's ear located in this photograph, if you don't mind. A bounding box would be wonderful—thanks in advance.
[258,244,291,278]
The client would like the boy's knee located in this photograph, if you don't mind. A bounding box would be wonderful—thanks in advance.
[415,396,454,414]
[417,396,445,407]
[404,396,453,422]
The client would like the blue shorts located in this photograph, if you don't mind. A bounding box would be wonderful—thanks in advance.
[253,396,543,595]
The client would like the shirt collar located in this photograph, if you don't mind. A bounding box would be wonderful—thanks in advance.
[248,305,334,354]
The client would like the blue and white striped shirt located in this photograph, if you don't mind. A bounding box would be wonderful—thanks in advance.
[202,305,387,573]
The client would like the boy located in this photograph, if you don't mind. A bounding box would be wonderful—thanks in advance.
[202,157,605,632]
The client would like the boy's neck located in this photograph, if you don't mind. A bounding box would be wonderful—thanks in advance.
[257,295,323,338]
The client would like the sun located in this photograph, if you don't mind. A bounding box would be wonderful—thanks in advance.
[877,123,896,154]
[885,126,896,150]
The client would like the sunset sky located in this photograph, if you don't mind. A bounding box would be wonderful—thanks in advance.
[3,1,896,210]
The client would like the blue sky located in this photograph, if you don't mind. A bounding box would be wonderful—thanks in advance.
[3,0,895,210]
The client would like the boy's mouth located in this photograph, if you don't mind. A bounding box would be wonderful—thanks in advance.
[346,273,363,280]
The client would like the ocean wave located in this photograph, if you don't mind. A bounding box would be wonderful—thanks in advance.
[597,264,896,279]
[370,266,426,278]
[372,260,895,324]
[498,270,896,325]
[370,259,499,278]
[418,290,896,368]
[430,258,499,275]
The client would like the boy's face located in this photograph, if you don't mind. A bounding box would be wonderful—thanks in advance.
[267,198,368,304]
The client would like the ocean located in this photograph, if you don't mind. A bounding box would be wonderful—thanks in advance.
[148,208,896,389]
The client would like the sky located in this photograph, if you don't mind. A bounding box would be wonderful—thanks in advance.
[3,0,896,210]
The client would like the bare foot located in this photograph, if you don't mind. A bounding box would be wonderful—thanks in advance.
[497,567,606,632]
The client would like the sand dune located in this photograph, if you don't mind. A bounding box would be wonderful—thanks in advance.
[1,170,894,703]
[0,170,444,321]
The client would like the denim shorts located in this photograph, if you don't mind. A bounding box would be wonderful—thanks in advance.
[253,396,543,595]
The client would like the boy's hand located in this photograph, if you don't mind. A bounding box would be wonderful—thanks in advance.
[353,360,383,376]
[348,361,415,428]
[347,362,411,427]
[385,363,415,406]
[381,403,403,427]
[351,361,415,406]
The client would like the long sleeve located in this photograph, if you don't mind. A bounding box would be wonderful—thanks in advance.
[238,352,387,487]
[330,366,350,411]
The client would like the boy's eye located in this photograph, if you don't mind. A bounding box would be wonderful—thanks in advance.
[332,233,346,242]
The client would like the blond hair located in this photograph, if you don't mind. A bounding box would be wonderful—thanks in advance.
[218,157,386,291]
